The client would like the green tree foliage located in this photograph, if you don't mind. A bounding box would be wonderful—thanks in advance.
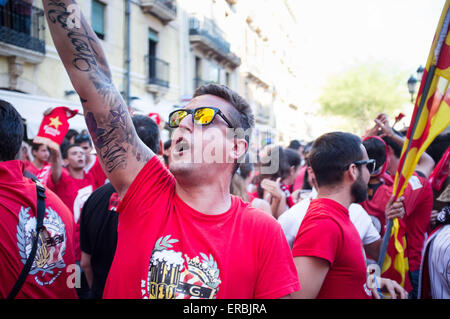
[318,63,409,133]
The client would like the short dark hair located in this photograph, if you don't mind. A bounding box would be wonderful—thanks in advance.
[31,143,47,153]
[382,136,402,158]
[0,99,24,161]
[308,132,363,187]
[363,138,386,171]
[62,143,82,159]
[288,139,302,150]
[426,132,450,164]
[132,114,160,154]
[193,83,254,146]
[65,129,79,141]
[75,134,92,146]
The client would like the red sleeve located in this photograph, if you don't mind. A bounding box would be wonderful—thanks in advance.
[404,179,433,271]
[292,216,341,266]
[254,215,301,298]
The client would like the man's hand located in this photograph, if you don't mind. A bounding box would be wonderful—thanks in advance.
[374,113,395,139]
[385,195,406,220]
[372,277,408,299]
[430,209,439,229]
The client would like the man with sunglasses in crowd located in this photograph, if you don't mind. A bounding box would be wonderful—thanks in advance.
[291,132,408,299]
[43,0,299,299]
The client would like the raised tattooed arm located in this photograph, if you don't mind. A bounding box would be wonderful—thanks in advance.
[42,0,153,197]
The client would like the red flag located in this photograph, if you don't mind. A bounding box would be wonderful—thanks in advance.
[379,0,450,289]
[33,106,78,149]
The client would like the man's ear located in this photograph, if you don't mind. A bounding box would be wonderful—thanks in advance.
[230,138,248,161]
[347,164,359,182]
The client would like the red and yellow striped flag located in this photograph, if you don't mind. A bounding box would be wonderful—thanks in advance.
[379,0,450,288]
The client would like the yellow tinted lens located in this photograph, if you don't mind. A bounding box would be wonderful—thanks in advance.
[194,108,215,125]
[170,110,187,126]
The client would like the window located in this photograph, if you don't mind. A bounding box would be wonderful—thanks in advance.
[148,29,158,81]
[91,0,105,40]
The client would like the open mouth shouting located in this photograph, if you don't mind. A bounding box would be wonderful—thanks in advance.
[173,136,191,157]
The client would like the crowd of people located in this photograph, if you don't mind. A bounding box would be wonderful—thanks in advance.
[0,0,449,300]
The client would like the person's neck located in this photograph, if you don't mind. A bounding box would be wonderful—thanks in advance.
[369,177,381,185]
[281,177,292,187]
[389,160,399,176]
[175,178,232,215]
[316,185,352,209]
[33,158,45,170]
[68,166,85,179]
[86,154,94,166]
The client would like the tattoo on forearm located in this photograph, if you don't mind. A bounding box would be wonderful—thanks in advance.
[45,0,151,172]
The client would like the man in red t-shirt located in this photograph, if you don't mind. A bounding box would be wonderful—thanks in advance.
[75,134,107,188]
[24,143,50,176]
[291,132,407,299]
[0,99,77,299]
[47,144,97,262]
[362,114,434,298]
[44,0,300,299]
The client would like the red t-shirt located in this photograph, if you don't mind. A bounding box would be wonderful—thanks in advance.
[47,169,96,261]
[292,198,372,299]
[24,161,52,185]
[85,156,107,188]
[103,157,300,299]
[0,160,78,299]
[361,173,432,271]
[24,160,41,176]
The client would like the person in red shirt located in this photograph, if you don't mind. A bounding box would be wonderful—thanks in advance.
[47,144,97,263]
[362,114,435,298]
[0,99,77,299]
[74,133,107,188]
[291,132,407,299]
[44,0,300,299]
[24,143,50,176]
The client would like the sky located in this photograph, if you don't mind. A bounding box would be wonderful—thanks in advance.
[289,0,446,102]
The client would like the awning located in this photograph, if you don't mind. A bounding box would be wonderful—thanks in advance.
[0,89,87,139]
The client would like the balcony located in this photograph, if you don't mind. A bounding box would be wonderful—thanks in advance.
[141,0,177,23]
[189,16,241,68]
[146,55,170,93]
[0,0,45,63]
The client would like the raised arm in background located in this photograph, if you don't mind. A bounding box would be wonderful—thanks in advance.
[374,113,435,177]
[42,0,153,198]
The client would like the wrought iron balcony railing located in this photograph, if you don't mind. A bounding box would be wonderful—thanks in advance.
[189,16,240,68]
[189,16,230,56]
[148,55,170,88]
[0,0,46,55]
[141,0,177,23]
